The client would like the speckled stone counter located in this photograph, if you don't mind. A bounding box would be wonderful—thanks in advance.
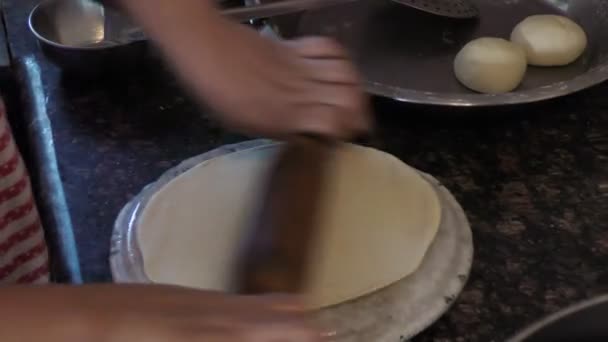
[3,0,608,340]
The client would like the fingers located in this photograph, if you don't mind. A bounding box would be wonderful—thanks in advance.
[239,85,371,140]
[285,37,371,138]
[302,58,360,85]
[298,79,371,137]
[313,83,367,114]
[224,296,322,342]
[256,294,308,313]
[248,325,321,342]
[286,37,349,59]
[288,37,359,85]
[203,32,372,140]
[291,102,370,140]
[159,290,324,342]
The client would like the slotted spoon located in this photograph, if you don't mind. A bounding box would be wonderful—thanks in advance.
[391,0,479,18]
[225,0,479,22]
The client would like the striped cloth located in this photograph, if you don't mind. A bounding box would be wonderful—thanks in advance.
[0,99,49,284]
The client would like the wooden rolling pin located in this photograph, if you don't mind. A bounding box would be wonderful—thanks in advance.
[233,137,334,294]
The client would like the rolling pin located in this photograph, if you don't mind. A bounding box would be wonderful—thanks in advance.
[233,137,334,295]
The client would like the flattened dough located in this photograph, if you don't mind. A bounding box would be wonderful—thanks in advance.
[137,143,441,309]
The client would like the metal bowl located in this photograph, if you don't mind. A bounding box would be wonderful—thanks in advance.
[28,0,147,74]
[28,0,264,74]
[508,295,608,341]
[256,0,608,106]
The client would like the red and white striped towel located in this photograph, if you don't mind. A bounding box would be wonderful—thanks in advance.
[0,99,49,284]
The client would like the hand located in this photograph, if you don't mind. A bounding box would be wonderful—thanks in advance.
[120,0,371,139]
[181,22,372,139]
[0,285,320,342]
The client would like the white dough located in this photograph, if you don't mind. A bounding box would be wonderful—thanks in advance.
[511,15,587,67]
[137,143,441,309]
[454,37,527,94]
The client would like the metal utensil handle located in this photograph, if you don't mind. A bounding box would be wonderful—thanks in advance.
[223,0,356,22]
[117,0,355,44]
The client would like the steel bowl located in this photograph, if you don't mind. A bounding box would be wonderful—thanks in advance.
[27,0,281,75]
[256,0,608,106]
[508,295,608,341]
[28,0,147,74]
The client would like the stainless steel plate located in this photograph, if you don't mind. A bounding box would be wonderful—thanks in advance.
[256,0,608,106]
[110,140,474,341]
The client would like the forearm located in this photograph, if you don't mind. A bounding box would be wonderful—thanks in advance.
[116,0,223,52]
[115,0,237,94]
[0,286,94,342]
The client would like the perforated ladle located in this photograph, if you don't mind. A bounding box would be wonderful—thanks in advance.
[390,0,479,18]
[225,0,479,22]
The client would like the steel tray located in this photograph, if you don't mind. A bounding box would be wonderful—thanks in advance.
[253,0,608,106]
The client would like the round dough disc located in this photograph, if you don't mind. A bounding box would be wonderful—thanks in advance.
[454,37,527,94]
[510,15,587,67]
[137,143,442,309]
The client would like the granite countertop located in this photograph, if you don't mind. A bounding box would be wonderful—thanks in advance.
[3,0,608,340]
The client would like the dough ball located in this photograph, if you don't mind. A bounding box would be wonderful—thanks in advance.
[454,37,527,94]
[510,15,587,66]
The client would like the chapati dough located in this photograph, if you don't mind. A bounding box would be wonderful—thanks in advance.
[454,37,527,94]
[511,15,587,67]
[137,143,441,309]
